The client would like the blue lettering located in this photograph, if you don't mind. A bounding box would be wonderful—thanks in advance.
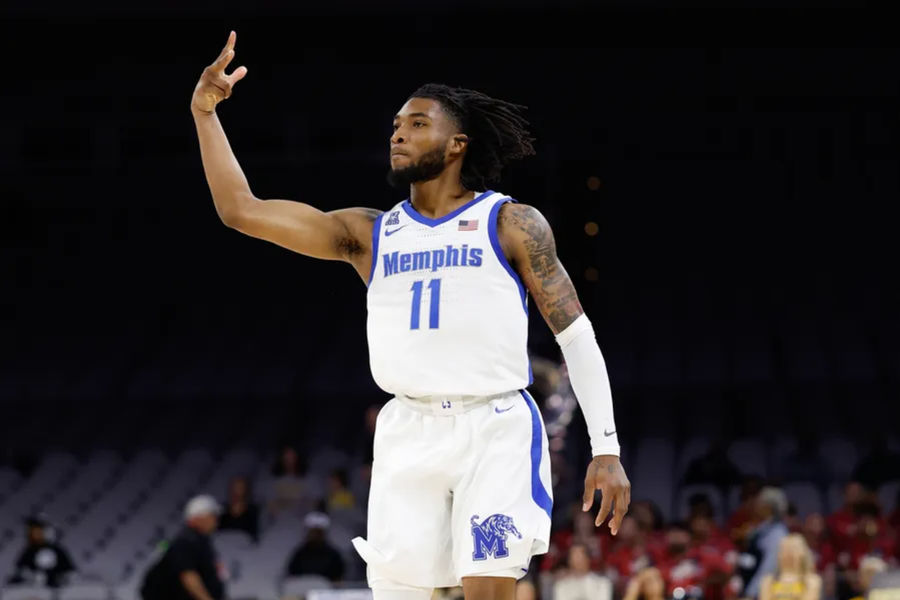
[431,249,445,272]
[383,252,399,277]
[400,253,412,272]
[411,251,430,271]
[461,244,469,264]
[472,528,509,561]
[469,248,483,266]
[446,245,460,267]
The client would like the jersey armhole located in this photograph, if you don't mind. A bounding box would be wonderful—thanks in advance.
[367,212,385,287]
[488,197,528,314]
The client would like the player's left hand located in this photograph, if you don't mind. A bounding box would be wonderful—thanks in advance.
[582,454,631,535]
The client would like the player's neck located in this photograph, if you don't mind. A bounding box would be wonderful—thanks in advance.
[409,177,475,220]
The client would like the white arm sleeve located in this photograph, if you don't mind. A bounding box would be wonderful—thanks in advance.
[555,313,620,457]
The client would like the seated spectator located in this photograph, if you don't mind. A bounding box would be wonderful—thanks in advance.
[7,516,75,588]
[801,514,836,599]
[727,475,764,545]
[852,437,900,490]
[607,516,655,593]
[688,492,716,520]
[267,444,314,519]
[286,512,345,582]
[837,501,896,572]
[759,534,822,600]
[689,513,736,559]
[827,481,867,550]
[739,487,790,599]
[655,521,735,600]
[552,543,613,600]
[218,476,260,541]
[631,500,667,551]
[326,468,356,511]
[683,439,743,489]
[541,503,609,573]
[848,556,888,600]
[623,567,667,600]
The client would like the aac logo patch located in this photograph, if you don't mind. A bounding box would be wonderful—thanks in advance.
[470,514,522,561]
[385,211,400,226]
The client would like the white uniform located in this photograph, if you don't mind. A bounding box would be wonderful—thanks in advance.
[352,190,553,590]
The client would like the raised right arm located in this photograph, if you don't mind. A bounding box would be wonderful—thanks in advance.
[191,31,380,280]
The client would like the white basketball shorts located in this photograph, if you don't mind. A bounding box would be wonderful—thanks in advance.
[351,388,553,590]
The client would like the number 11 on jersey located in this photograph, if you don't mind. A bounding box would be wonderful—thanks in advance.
[410,278,441,330]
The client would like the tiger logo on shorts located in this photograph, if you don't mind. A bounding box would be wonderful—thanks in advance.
[470,514,522,560]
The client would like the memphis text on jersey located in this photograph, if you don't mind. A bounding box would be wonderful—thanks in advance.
[382,244,483,278]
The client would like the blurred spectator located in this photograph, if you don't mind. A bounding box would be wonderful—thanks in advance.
[683,439,743,489]
[827,481,867,550]
[286,512,345,582]
[326,468,356,511]
[267,444,314,518]
[552,543,613,600]
[888,488,900,532]
[728,476,765,544]
[623,567,667,600]
[852,437,900,491]
[217,476,260,541]
[541,503,609,572]
[607,516,655,594]
[739,487,790,598]
[689,513,736,558]
[141,495,225,600]
[836,501,896,572]
[772,434,832,489]
[848,556,888,600]
[7,515,75,588]
[785,502,802,534]
[631,500,667,546]
[801,514,836,599]
[758,534,822,600]
[654,521,735,600]
[689,492,716,520]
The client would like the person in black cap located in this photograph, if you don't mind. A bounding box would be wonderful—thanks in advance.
[140,495,226,600]
[7,515,75,588]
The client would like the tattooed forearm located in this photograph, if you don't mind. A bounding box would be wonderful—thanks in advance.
[498,203,583,334]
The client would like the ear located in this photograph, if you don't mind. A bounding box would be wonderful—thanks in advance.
[449,134,469,157]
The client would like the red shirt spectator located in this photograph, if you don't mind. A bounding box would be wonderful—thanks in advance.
[827,481,866,549]
[654,524,736,600]
[801,514,836,572]
[836,501,898,571]
[540,510,610,572]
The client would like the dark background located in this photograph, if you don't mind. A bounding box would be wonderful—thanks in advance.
[1,14,898,465]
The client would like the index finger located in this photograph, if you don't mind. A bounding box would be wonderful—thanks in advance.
[214,31,237,64]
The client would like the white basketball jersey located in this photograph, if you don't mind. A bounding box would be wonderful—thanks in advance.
[366,190,532,397]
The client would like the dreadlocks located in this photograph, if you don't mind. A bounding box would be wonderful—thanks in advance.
[409,83,536,191]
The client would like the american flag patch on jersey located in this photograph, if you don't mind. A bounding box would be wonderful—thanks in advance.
[458,219,479,231]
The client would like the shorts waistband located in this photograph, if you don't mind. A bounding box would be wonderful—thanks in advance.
[396,391,513,416]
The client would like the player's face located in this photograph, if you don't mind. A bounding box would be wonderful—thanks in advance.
[387,97,461,187]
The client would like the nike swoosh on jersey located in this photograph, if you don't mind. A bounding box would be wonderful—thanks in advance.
[604,429,616,436]
[385,225,407,236]
[495,405,515,414]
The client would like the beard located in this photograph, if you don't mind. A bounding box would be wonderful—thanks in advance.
[386,146,447,188]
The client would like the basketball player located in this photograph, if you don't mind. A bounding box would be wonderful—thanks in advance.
[191,31,631,600]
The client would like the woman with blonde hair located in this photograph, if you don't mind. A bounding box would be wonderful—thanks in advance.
[759,534,822,600]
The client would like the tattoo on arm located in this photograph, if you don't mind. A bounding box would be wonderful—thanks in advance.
[498,203,583,334]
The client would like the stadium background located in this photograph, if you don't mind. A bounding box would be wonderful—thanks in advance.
[1,10,898,600]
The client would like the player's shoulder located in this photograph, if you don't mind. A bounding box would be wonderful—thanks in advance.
[496,200,554,240]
